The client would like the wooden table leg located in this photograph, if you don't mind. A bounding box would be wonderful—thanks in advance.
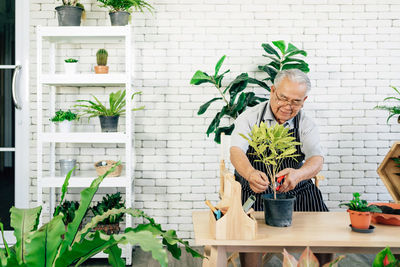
[208,245,227,267]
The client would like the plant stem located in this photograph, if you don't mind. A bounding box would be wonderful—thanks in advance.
[215,84,229,106]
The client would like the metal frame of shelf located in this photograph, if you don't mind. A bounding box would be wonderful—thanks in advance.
[36,25,134,264]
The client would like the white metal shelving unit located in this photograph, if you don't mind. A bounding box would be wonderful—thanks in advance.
[36,26,134,264]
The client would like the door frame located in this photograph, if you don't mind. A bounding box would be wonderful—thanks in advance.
[14,0,29,209]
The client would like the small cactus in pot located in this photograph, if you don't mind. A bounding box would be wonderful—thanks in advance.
[94,49,109,74]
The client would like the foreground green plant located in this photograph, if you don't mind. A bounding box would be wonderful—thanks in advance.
[0,163,203,266]
[75,89,144,119]
[375,86,400,123]
[373,247,400,267]
[240,122,301,199]
[53,200,80,225]
[190,55,268,143]
[338,192,382,213]
[283,247,345,267]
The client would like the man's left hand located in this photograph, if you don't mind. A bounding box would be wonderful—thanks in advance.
[275,168,302,193]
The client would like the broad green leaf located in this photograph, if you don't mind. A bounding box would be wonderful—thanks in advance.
[214,124,235,144]
[190,71,213,85]
[206,110,223,136]
[373,247,397,267]
[281,57,308,66]
[285,43,299,54]
[297,247,319,267]
[214,55,226,77]
[227,73,249,103]
[247,78,270,91]
[286,47,307,58]
[261,43,280,58]
[197,97,222,115]
[258,64,278,78]
[10,206,42,265]
[262,54,280,64]
[272,40,286,54]
[282,63,310,73]
[105,244,125,267]
[24,215,65,267]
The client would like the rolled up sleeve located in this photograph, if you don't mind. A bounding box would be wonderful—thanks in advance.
[300,115,324,160]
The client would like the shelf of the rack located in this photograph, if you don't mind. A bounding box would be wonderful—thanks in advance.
[40,176,130,188]
[40,132,128,143]
[40,73,127,86]
[38,26,129,43]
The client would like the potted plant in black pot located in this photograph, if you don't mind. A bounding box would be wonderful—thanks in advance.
[90,192,125,234]
[240,122,301,227]
[55,0,85,26]
[50,109,78,132]
[75,89,144,132]
[97,0,154,26]
[339,192,382,232]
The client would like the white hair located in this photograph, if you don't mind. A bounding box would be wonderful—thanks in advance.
[274,69,311,94]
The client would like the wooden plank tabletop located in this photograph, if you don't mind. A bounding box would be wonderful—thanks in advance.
[193,211,400,249]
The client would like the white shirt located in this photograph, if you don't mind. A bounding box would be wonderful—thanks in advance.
[230,102,323,160]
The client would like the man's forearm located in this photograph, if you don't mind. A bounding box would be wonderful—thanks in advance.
[230,146,255,180]
[297,155,324,182]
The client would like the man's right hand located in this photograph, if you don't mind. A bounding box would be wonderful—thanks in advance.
[247,169,269,193]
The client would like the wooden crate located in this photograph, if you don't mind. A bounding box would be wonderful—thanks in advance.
[377,142,400,203]
[210,178,257,240]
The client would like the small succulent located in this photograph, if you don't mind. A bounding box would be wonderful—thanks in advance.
[50,109,78,122]
[96,49,108,66]
[90,192,126,224]
[64,58,78,63]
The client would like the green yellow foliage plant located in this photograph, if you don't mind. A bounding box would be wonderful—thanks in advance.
[240,122,301,199]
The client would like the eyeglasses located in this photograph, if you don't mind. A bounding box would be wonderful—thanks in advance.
[274,91,304,108]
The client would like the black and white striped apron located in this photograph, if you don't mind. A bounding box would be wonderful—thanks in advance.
[235,102,328,212]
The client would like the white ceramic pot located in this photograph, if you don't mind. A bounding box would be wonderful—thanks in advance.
[58,120,73,132]
[64,62,78,74]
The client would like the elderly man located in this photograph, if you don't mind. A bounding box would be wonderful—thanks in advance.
[230,69,330,266]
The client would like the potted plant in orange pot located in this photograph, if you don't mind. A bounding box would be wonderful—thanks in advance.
[94,49,108,74]
[339,192,381,231]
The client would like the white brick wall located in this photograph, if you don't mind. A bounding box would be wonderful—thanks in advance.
[29,0,400,241]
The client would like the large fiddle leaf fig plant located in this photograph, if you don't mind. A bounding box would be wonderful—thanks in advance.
[190,40,309,144]
[240,123,301,199]
[190,55,268,143]
[0,164,202,267]
[258,40,309,87]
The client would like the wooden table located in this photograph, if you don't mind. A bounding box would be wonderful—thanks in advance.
[192,211,400,267]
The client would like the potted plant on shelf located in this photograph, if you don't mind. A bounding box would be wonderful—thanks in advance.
[50,109,78,132]
[94,49,109,74]
[190,40,308,143]
[55,0,85,26]
[339,192,382,230]
[90,192,125,235]
[97,0,155,26]
[64,58,79,74]
[375,85,400,124]
[240,122,301,227]
[75,89,144,132]
[0,164,203,266]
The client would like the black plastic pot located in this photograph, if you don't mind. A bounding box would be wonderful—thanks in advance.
[109,11,130,26]
[262,193,296,227]
[99,115,119,132]
[55,6,83,26]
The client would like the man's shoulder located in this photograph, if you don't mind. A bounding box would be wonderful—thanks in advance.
[298,109,318,130]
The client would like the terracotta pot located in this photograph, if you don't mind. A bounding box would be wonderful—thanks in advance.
[94,65,109,74]
[348,209,371,229]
